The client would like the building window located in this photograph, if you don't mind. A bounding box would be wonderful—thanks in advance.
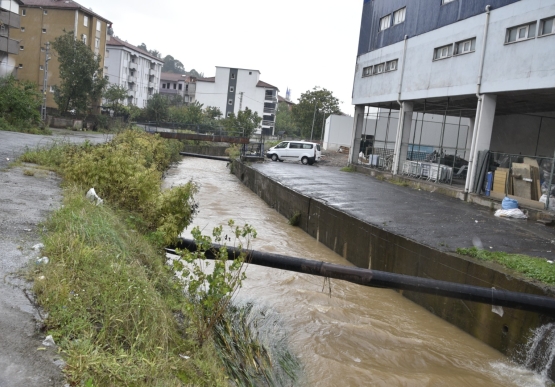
[82,34,87,44]
[178,84,183,90]
[84,16,88,27]
[173,83,177,89]
[21,9,26,16]
[393,7,406,25]
[506,22,536,43]
[18,64,23,68]
[43,9,48,15]
[97,20,101,31]
[442,0,456,4]
[386,59,398,71]
[162,84,166,89]
[379,14,391,31]
[433,44,453,60]
[373,63,385,74]
[21,27,25,32]
[231,73,235,79]
[39,65,44,70]
[95,38,100,48]
[454,38,476,55]
[228,99,233,105]
[230,86,235,92]
[42,28,47,33]
[362,66,372,77]
[106,49,109,58]
[41,47,45,52]
[50,86,54,92]
[19,46,24,50]
[539,17,555,36]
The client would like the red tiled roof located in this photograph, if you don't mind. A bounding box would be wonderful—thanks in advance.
[106,36,163,62]
[257,80,279,90]
[197,77,215,82]
[21,0,111,23]
[278,95,295,105]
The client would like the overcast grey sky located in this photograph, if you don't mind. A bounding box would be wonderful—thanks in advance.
[83,0,362,114]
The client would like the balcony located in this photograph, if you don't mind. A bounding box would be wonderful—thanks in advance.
[263,107,275,114]
[129,62,138,71]
[0,9,20,29]
[127,75,136,83]
[0,35,18,54]
[262,120,275,127]
[127,89,136,98]
[264,94,277,102]
[148,81,155,89]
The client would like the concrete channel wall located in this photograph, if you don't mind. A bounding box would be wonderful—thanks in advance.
[181,145,228,157]
[231,160,554,367]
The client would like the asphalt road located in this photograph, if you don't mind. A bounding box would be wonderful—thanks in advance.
[0,129,110,387]
[252,161,555,259]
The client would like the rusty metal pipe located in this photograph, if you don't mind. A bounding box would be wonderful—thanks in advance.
[168,238,555,317]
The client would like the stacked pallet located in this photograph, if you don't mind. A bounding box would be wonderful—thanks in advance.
[493,160,541,201]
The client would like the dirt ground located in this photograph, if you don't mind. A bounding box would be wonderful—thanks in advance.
[318,149,350,168]
[0,129,110,387]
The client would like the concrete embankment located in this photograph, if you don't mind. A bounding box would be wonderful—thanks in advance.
[230,159,555,364]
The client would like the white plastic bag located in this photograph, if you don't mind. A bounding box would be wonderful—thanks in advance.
[86,188,103,206]
[494,208,527,219]
[539,194,555,210]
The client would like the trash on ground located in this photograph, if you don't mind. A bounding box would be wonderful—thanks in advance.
[86,187,103,205]
[539,194,555,210]
[42,335,55,347]
[494,208,528,219]
[492,304,504,317]
[32,243,44,251]
[501,196,519,210]
[36,257,49,265]
[179,354,191,360]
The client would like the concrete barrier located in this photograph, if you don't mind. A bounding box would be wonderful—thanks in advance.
[232,160,555,367]
[182,145,229,157]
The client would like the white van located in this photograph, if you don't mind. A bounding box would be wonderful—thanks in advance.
[266,141,321,165]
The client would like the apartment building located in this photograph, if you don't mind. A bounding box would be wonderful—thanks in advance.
[351,0,555,194]
[10,0,111,109]
[159,72,196,105]
[196,67,279,135]
[0,0,22,77]
[105,36,163,107]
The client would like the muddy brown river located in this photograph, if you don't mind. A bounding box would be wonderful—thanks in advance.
[164,157,548,387]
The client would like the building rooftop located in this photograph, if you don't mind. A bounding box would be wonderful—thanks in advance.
[106,36,163,62]
[160,72,195,82]
[197,76,215,83]
[20,0,111,23]
[257,80,279,90]
[278,95,294,104]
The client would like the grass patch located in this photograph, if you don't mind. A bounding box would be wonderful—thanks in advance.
[23,169,35,176]
[288,211,301,227]
[390,178,410,187]
[340,165,356,173]
[457,247,555,285]
[0,124,52,135]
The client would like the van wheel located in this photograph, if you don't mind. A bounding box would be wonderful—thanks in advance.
[301,157,309,165]
[271,154,278,162]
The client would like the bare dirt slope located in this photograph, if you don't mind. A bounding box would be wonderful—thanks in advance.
[0,130,110,387]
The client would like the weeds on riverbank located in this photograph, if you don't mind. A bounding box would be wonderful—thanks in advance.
[340,165,356,173]
[457,247,555,285]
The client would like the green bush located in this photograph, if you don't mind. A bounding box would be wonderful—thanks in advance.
[0,76,42,130]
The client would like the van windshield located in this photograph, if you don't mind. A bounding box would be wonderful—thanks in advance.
[275,142,289,149]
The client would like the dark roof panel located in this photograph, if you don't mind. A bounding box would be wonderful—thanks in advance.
[21,0,111,23]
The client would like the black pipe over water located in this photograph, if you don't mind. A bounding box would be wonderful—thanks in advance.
[180,152,230,162]
[169,238,555,317]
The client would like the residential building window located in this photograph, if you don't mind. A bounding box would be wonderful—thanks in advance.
[43,9,47,15]
[393,7,406,25]
[539,17,555,36]
[106,50,109,58]
[379,14,391,31]
[178,84,182,90]
[230,86,235,92]
[231,73,235,79]
[21,9,26,16]
[162,84,166,89]
[506,22,536,43]
[50,86,54,92]
[442,0,455,4]
[373,63,385,74]
[39,65,44,70]
[42,28,46,33]
[433,44,453,60]
[95,38,100,48]
[454,38,476,55]
[82,34,87,44]
[41,47,45,52]
[19,46,24,50]
[21,27,25,32]
[173,83,176,89]
[97,20,101,31]
[362,66,372,77]
[386,59,398,71]
[84,16,88,27]
[18,64,23,68]
[228,99,233,105]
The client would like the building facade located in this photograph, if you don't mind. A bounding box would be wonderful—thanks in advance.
[195,67,279,135]
[351,0,555,194]
[105,36,163,108]
[0,0,22,77]
[159,72,196,105]
[9,0,111,109]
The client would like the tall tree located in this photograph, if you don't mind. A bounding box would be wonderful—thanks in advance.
[103,84,128,115]
[292,87,342,139]
[275,102,299,136]
[162,55,186,74]
[52,31,107,115]
[222,108,261,138]
[145,93,169,122]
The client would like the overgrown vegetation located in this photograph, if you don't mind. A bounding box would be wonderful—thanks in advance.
[0,76,44,133]
[23,129,299,385]
[288,211,301,227]
[340,165,356,173]
[457,247,555,285]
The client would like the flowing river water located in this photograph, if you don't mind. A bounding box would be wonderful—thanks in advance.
[164,157,549,387]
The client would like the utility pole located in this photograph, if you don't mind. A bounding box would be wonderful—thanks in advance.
[310,103,318,141]
[41,42,50,123]
[239,91,244,111]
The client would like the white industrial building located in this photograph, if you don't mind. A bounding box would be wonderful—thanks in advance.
[350,0,555,195]
[105,36,163,107]
[196,67,279,135]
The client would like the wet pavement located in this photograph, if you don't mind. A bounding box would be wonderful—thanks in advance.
[251,161,555,260]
